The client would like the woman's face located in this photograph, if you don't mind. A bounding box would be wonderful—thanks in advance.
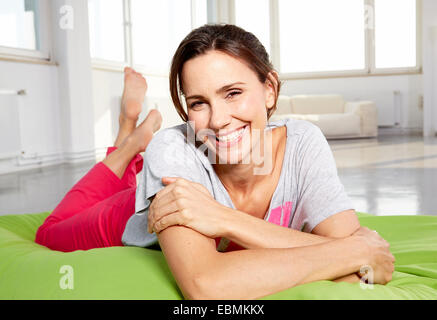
[181,50,276,165]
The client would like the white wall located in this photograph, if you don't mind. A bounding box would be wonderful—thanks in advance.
[50,0,95,159]
[0,60,62,174]
[422,0,437,137]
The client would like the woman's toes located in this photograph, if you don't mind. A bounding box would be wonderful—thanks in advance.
[124,66,134,75]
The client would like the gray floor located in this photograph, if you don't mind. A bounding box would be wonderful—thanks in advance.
[0,128,436,216]
[0,160,96,215]
[331,128,437,216]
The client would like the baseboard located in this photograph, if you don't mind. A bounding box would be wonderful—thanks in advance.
[0,147,108,175]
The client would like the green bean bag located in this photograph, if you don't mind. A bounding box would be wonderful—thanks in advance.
[0,211,436,299]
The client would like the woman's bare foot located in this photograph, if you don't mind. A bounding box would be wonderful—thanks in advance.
[103,110,162,180]
[115,67,148,147]
[128,109,162,153]
[121,67,147,121]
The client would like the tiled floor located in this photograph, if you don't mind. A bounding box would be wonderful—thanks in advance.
[0,128,436,216]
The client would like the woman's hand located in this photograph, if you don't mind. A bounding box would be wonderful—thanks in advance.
[147,177,231,238]
[352,226,395,285]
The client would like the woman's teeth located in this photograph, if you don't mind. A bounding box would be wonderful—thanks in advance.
[216,126,246,142]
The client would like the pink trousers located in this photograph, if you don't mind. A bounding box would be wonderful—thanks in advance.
[35,147,143,252]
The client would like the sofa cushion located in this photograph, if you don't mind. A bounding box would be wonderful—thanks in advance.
[284,113,361,138]
[274,95,293,115]
[291,94,345,115]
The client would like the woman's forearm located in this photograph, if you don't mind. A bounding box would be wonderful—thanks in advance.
[222,208,333,249]
[195,235,367,299]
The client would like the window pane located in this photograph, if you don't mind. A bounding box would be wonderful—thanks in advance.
[374,0,416,69]
[0,0,40,50]
[279,0,365,73]
[131,0,193,74]
[193,0,208,28]
[234,0,270,55]
[88,0,125,62]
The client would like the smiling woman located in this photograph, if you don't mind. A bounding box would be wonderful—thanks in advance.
[128,24,395,299]
[33,24,395,300]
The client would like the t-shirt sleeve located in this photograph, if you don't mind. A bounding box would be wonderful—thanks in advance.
[293,124,355,233]
[122,125,207,248]
[134,126,206,214]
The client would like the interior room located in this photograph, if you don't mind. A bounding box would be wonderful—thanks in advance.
[0,0,436,301]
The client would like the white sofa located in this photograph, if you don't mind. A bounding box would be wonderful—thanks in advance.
[270,94,378,139]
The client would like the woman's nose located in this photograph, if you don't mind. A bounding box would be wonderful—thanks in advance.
[209,104,232,130]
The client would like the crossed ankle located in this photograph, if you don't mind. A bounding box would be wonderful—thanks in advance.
[119,135,145,155]
[119,115,138,127]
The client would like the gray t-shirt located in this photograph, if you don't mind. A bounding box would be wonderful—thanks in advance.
[121,118,354,251]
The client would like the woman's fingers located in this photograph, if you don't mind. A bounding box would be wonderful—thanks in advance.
[148,181,189,233]
[148,198,181,233]
[148,177,213,234]
[161,177,211,198]
[151,178,188,213]
[353,225,396,285]
[152,184,178,210]
[153,212,185,234]
[190,181,212,198]
[162,176,178,185]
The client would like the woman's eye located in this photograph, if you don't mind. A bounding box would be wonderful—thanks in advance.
[227,91,241,98]
[190,101,203,108]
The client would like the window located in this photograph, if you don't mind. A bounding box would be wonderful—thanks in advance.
[0,0,41,51]
[88,0,125,62]
[278,0,365,73]
[131,0,192,74]
[192,0,208,29]
[233,0,271,55]
[231,0,420,77]
[374,0,417,69]
[88,0,208,74]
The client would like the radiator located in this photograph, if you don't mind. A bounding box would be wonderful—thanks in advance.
[0,89,25,160]
[373,90,401,127]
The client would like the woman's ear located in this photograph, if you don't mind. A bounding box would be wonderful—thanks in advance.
[265,71,278,110]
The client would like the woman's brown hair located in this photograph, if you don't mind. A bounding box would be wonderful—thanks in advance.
[169,23,282,122]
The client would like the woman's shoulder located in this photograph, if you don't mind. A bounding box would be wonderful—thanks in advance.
[144,123,207,172]
[273,118,329,174]
[270,118,324,142]
[144,123,192,157]
[147,123,188,147]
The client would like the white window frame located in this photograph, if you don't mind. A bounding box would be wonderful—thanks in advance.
[368,0,422,75]
[89,0,130,72]
[229,0,422,80]
[0,0,52,64]
[91,0,206,77]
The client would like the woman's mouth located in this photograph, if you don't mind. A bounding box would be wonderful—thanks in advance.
[214,125,249,148]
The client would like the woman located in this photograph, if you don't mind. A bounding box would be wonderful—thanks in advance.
[36,24,394,299]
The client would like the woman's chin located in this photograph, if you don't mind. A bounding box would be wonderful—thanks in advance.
[214,146,253,165]
[204,128,257,165]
